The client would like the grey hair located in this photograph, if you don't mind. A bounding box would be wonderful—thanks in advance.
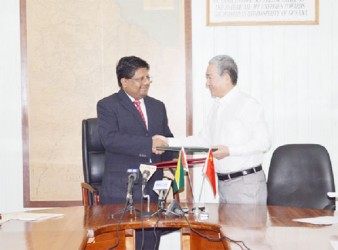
[209,55,238,85]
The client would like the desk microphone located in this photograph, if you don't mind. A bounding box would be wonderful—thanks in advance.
[139,164,157,216]
[153,179,172,210]
[139,164,157,184]
[126,172,137,201]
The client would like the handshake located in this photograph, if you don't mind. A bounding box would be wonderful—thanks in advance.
[152,135,168,155]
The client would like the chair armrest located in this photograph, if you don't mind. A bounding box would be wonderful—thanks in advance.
[81,182,98,194]
[81,182,100,205]
[323,204,336,210]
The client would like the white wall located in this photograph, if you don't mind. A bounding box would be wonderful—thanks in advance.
[192,0,338,203]
[1,1,338,212]
[0,1,23,213]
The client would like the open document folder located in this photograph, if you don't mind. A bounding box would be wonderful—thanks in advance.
[156,146,217,153]
[154,147,216,168]
[155,157,206,168]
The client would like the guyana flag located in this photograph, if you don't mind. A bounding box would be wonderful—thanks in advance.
[173,148,188,194]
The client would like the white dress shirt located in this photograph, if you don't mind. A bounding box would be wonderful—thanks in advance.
[168,86,271,174]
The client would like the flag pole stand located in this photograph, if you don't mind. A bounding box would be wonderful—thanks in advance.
[186,169,195,203]
[192,175,206,215]
[198,176,206,204]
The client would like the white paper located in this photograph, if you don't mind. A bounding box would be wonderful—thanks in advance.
[293,216,338,225]
[331,240,338,250]
[0,212,63,224]
[327,192,338,198]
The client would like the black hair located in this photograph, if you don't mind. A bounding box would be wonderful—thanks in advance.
[116,56,150,87]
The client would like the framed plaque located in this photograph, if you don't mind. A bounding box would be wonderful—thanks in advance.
[207,0,319,26]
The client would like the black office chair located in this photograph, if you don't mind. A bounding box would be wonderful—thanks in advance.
[267,144,336,210]
[81,118,180,205]
[81,118,105,205]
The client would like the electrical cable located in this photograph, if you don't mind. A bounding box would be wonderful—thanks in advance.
[152,209,161,250]
[178,206,251,250]
[140,190,145,250]
[108,199,129,250]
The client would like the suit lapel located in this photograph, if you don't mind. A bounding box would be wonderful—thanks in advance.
[144,97,153,132]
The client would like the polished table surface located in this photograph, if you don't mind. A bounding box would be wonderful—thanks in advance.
[0,203,337,249]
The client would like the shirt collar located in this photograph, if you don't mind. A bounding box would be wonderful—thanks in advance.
[124,91,144,104]
[218,86,239,105]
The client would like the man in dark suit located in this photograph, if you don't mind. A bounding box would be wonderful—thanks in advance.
[97,56,175,249]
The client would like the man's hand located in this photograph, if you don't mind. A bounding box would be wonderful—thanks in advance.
[152,135,168,155]
[212,145,230,160]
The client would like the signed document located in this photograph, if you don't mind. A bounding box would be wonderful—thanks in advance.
[156,146,216,153]
[155,156,207,169]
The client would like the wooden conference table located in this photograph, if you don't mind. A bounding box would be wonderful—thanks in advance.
[0,203,337,250]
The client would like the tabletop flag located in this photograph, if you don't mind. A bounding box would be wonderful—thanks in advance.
[203,148,217,196]
[173,147,188,194]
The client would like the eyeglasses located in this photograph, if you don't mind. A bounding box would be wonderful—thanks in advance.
[130,76,152,84]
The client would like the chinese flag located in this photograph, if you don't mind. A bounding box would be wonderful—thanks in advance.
[203,148,217,196]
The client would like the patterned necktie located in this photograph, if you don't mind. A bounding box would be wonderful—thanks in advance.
[133,100,147,126]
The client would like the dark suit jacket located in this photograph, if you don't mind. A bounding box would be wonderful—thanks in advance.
[97,89,174,204]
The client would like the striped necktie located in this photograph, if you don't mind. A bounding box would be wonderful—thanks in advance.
[133,100,147,126]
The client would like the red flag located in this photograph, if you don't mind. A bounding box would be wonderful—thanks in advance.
[180,147,189,172]
[203,148,217,196]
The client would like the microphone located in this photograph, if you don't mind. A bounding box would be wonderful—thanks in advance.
[139,164,157,216]
[126,172,137,201]
[327,192,338,198]
[153,179,172,210]
[139,164,157,184]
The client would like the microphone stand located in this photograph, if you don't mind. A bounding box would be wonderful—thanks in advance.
[151,200,183,217]
[112,191,142,219]
[112,174,141,219]
[141,182,153,217]
[150,190,182,217]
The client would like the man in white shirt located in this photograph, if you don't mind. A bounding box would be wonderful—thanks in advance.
[167,55,271,204]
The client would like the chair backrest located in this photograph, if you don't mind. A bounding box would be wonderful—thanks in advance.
[267,144,336,210]
[82,118,105,204]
